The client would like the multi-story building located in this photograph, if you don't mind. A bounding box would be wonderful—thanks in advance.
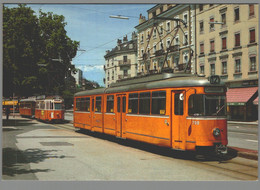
[104,32,138,87]
[72,68,83,88]
[196,4,258,121]
[135,4,196,75]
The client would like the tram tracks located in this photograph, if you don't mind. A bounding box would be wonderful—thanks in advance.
[193,158,258,180]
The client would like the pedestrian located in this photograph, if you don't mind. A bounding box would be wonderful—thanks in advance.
[6,106,10,120]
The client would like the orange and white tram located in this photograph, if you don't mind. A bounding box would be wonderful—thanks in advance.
[19,98,36,118]
[74,73,228,154]
[35,96,65,122]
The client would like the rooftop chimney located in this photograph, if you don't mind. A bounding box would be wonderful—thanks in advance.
[123,35,128,43]
[139,13,146,24]
[117,39,122,45]
[132,32,137,40]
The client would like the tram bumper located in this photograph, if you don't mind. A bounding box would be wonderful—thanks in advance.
[215,143,227,155]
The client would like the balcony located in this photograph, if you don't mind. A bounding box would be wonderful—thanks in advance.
[167,45,180,53]
[137,72,145,76]
[155,49,165,57]
[148,69,158,74]
[103,65,106,71]
[174,63,187,71]
[118,74,131,79]
[118,59,131,67]
[142,53,150,60]
[161,67,173,73]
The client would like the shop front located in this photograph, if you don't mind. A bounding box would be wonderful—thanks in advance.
[226,87,258,121]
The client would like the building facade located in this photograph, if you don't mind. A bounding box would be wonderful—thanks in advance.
[104,33,138,87]
[196,4,258,121]
[72,68,83,88]
[135,4,196,75]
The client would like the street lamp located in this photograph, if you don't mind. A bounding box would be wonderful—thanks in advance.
[109,15,129,20]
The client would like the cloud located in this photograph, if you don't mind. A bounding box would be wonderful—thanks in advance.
[76,65,104,72]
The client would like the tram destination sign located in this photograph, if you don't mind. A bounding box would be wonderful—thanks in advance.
[205,87,225,93]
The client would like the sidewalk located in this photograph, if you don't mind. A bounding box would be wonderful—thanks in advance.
[228,120,258,125]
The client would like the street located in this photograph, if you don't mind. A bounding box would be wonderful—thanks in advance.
[227,123,258,150]
[2,114,258,181]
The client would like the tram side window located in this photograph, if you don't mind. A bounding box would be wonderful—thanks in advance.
[76,98,81,111]
[85,97,90,112]
[139,92,151,114]
[174,93,183,115]
[188,94,204,116]
[40,101,45,110]
[152,91,166,115]
[80,98,85,111]
[128,93,138,114]
[95,96,102,112]
[46,101,50,110]
[36,102,40,109]
[106,95,114,113]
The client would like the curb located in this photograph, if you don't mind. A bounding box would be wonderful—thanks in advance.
[228,146,258,160]
[227,121,258,125]
[237,152,258,160]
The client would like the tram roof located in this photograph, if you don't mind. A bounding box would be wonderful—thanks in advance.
[75,73,225,97]
[20,98,36,102]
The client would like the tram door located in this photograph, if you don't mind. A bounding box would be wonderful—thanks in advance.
[171,91,186,150]
[31,102,36,116]
[90,96,94,130]
[116,94,126,138]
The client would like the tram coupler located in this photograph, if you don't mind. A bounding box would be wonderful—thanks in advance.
[215,144,227,155]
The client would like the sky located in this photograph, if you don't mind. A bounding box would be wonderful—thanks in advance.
[5,4,155,86]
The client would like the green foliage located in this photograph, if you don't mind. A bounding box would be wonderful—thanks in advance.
[3,5,79,99]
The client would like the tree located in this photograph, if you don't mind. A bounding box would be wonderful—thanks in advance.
[3,4,41,97]
[3,5,79,98]
[38,10,79,96]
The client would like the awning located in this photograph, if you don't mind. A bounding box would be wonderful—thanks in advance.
[2,100,18,106]
[226,87,258,106]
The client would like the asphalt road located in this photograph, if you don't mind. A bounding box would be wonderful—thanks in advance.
[2,116,258,181]
[227,123,258,150]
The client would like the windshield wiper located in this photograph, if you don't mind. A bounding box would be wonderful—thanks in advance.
[216,104,225,116]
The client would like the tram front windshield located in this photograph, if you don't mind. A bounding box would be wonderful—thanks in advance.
[54,103,63,110]
[188,94,226,116]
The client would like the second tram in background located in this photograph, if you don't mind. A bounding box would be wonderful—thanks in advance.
[74,73,228,155]
[19,98,36,118]
[34,95,65,122]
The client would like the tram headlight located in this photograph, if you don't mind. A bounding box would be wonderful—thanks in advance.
[213,128,221,137]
